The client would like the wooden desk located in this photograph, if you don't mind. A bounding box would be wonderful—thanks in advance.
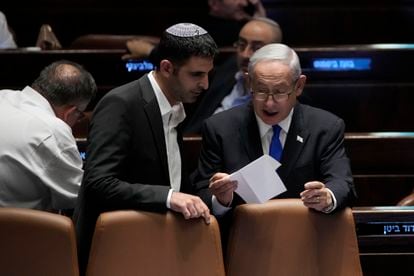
[345,132,414,206]
[353,206,414,275]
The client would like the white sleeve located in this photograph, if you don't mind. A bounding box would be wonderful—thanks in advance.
[212,195,232,216]
[0,11,17,48]
[37,134,83,210]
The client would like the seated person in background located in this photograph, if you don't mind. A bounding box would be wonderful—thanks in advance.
[203,0,267,46]
[184,17,282,134]
[0,60,97,211]
[209,0,266,21]
[192,43,356,221]
[123,0,267,59]
[73,23,218,273]
[0,11,17,48]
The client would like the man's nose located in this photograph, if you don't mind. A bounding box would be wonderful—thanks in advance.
[264,94,277,107]
[200,75,209,90]
[240,45,254,58]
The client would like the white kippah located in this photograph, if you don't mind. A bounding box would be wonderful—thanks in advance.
[166,23,208,37]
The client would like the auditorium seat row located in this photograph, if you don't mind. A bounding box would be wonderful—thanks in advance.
[2,44,414,132]
[0,199,362,276]
[74,132,414,207]
[180,133,414,207]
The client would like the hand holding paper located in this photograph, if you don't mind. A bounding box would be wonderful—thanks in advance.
[229,155,286,204]
[209,172,238,206]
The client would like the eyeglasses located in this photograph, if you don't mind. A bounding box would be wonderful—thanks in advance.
[252,84,297,102]
[253,91,294,102]
[233,40,265,53]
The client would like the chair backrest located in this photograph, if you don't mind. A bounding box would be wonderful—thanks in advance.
[0,208,79,276]
[87,210,225,276]
[226,199,362,276]
[70,34,160,49]
[397,192,414,206]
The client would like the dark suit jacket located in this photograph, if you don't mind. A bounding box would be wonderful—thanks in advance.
[183,55,238,134]
[192,102,356,210]
[73,74,194,273]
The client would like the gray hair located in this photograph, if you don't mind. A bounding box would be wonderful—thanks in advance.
[32,60,97,106]
[248,43,301,81]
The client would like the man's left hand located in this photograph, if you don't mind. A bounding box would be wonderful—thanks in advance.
[300,181,333,212]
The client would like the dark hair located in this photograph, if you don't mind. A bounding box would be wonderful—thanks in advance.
[154,28,218,68]
[31,60,97,106]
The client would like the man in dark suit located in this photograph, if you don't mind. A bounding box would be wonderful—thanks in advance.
[184,16,282,134]
[192,43,356,219]
[73,23,218,273]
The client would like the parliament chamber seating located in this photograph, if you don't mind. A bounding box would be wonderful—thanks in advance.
[1,43,413,127]
[353,206,414,275]
[397,192,414,206]
[70,34,159,49]
[344,132,414,206]
[295,44,414,132]
[226,199,362,276]
[86,210,225,276]
[0,208,79,276]
[179,132,414,207]
[178,134,414,275]
[2,44,414,275]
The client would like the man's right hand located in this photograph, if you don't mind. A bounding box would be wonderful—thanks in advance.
[209,173,238,206]
[122,39,155,60]
[170,192,211,224]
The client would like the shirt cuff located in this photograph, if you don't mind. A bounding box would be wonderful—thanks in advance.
[212,195,232,216]
[323,188,337,213]
[166,188,174,209]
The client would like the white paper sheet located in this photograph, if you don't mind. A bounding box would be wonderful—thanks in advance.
[229,154,287,204]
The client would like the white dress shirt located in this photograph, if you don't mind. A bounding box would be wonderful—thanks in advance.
[214,71,249,114]
[148,72,186,208]
[0,11,17,48]
[0,86,82,210]
[256,108,337,212]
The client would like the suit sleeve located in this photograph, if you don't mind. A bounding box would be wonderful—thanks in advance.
[191,120,224,208]
[83,93,169,212]
[319,118,356,209]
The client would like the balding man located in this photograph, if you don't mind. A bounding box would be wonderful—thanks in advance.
[0,60,97,211]
[184,17,282,134]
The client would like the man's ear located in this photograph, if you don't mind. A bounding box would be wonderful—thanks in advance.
[243,71,251,89]
[55,105,78,127]
[295,74,307,97]
[63,105,78,121]
[159,59,174,77]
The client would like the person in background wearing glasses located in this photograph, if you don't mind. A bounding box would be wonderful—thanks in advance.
[184,16,282,134]
[192,43,356,243]
[0,60,96,211]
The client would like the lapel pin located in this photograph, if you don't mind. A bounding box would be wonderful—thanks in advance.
[296,135,303,143]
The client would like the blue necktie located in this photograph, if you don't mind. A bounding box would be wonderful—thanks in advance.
[269,125,282,161]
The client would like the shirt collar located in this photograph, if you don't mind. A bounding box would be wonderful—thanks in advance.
[22,86,56,116]
[147,71,186,125]
[234,70,244,81]
[255,107,294,139]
